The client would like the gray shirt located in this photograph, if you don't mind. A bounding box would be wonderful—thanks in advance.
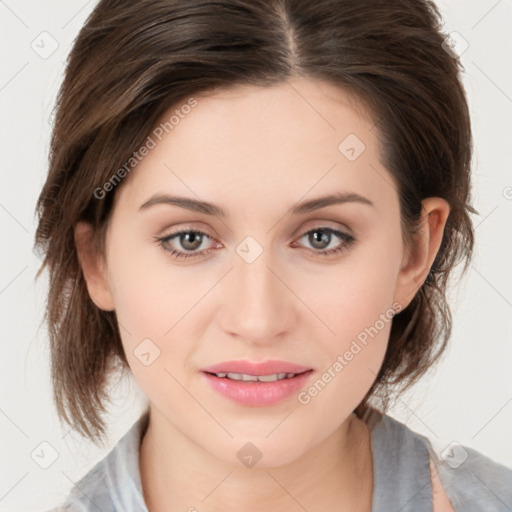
[49,411,512,511]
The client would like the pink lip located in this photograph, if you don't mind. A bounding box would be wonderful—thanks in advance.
[202,359,312,375]
[201,360,314,407]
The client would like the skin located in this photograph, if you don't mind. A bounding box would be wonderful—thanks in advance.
[75,77,451,511]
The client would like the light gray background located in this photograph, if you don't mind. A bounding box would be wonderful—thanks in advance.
[1,0,511,510]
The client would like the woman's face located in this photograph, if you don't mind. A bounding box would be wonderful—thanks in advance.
[96,78,416,467]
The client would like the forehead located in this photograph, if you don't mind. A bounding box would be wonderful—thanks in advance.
[115,77,396,216]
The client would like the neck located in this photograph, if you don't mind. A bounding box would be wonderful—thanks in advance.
[139,408,373,512]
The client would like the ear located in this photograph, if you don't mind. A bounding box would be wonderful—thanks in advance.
[74,221,115,311]
[394,197,450,310]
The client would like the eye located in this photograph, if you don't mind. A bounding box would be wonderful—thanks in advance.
[155,226,355,261]
[155,229,218,260]
[292,227,355,257]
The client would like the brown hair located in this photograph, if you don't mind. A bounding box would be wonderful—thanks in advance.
[35,0,475,443]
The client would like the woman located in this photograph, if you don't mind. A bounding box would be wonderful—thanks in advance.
[35,0,511,510]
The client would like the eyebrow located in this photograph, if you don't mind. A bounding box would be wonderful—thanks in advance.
[138,192,374,217]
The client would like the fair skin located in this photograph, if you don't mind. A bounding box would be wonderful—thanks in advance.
[76,77,452,511]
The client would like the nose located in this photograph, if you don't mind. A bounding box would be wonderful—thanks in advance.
[218,244,298,346]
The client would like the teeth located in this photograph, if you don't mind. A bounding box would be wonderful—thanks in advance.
[257,373,278,382]
[215,372,297,382]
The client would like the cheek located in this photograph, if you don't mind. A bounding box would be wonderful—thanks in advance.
[297,232,402,398]
[106,224,212,338]
[306,237,401,344]
[104,228,215,390]
[106,260,203,409]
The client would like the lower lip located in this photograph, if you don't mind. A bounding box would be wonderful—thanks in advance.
[201,371,313,407]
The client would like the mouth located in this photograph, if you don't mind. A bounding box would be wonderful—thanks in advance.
[204,371,309,382]
[200,360,314,407]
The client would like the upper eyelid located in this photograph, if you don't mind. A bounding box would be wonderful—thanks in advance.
[160,216,352,236]
[160,227,217,242]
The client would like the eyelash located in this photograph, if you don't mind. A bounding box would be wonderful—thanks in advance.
[155,227,356,261]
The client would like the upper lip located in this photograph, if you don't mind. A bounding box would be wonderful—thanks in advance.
[202,360,312,376]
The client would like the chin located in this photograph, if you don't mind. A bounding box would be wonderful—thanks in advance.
[209,435,309,470]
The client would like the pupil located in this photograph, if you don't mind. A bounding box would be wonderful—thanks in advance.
[181,232,202,251]
[310,230,329,249]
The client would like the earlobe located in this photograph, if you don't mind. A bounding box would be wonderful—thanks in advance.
[74,221,115,311]
[394,198,450,310]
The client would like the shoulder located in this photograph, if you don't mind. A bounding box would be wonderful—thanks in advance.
[47,413,150,512]
[46,462,112,512]
[369,410,512,512]
[430,441,512,512]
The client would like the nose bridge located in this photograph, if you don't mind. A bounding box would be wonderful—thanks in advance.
[220,237,293,343]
